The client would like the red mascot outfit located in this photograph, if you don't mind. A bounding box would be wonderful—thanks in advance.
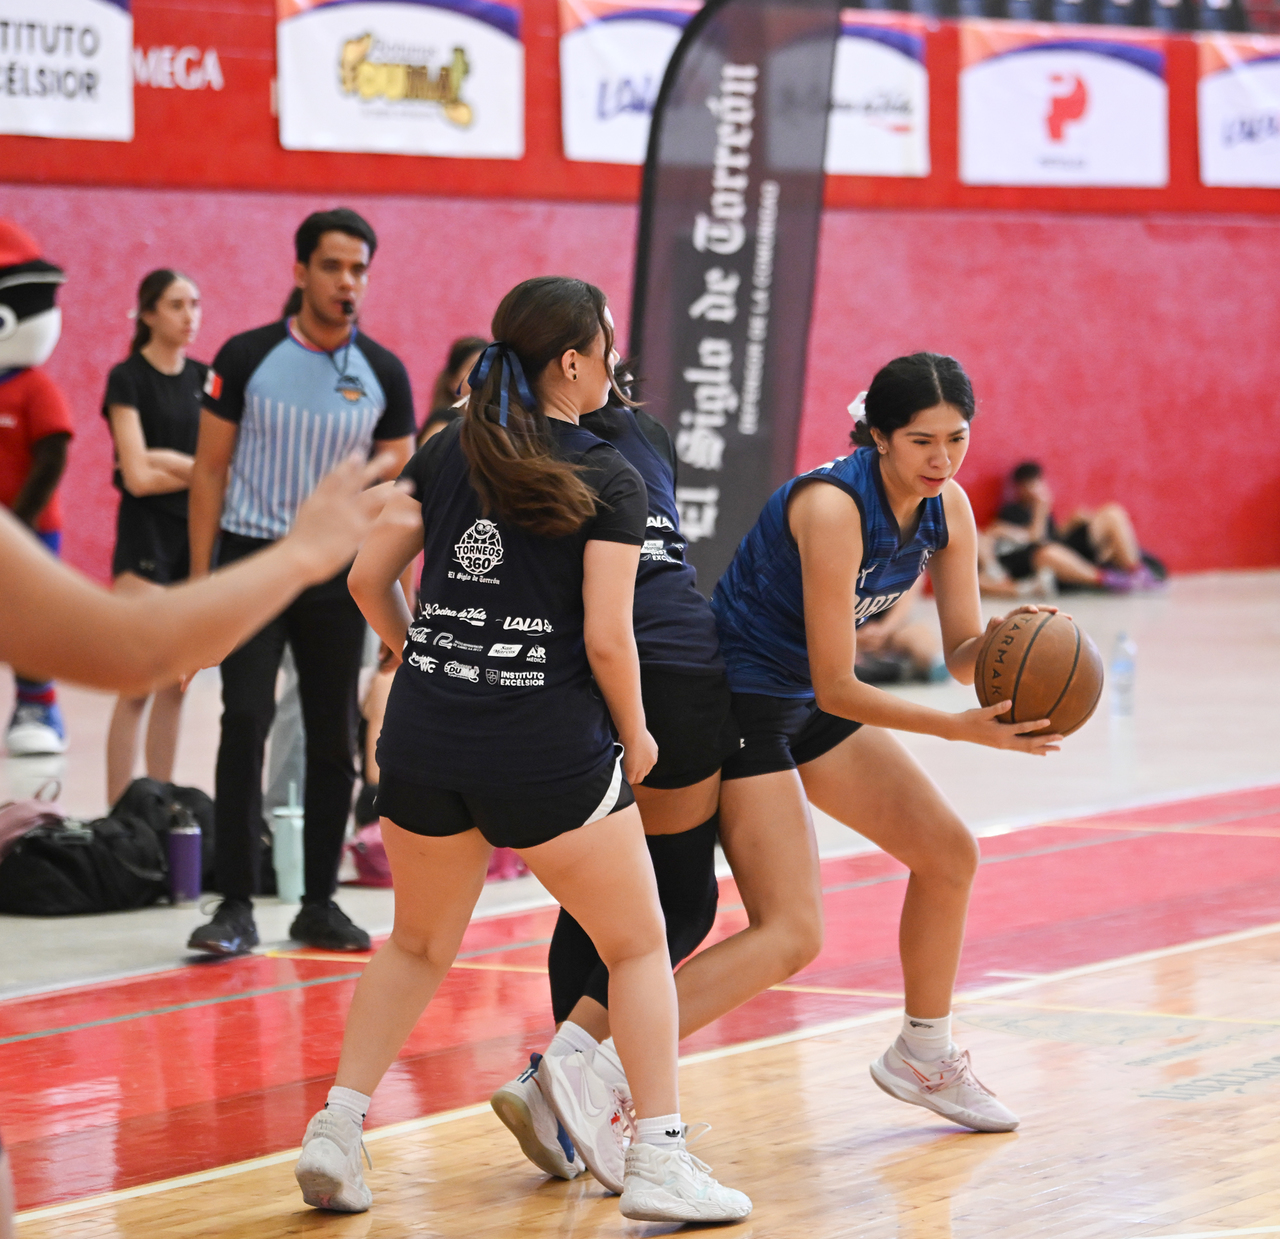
[0,219,73,755]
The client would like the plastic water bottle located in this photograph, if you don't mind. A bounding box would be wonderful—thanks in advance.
[1110,632,1137,718]
[166,805,202,905]
[272,779,305,904]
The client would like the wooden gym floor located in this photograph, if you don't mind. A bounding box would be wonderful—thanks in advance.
[8,784,1280,1237]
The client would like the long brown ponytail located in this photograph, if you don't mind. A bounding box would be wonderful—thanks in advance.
[460,276,628,538]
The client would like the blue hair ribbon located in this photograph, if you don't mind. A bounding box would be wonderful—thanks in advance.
[466,341,537,428]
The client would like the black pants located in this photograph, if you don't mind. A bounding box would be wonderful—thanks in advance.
[548,815,720,1023]
[214,534,366,903]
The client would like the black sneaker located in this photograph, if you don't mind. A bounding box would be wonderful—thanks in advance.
[188,898,259,956]
[290,900,372,952]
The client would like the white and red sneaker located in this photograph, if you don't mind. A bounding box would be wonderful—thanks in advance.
[870,1037,1019,1132]
[536,1048,633,1193]
[491,1054,586,1180]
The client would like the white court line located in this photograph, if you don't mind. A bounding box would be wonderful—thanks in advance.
[20,916,1280,1226]
[1127,1229,1280,1238]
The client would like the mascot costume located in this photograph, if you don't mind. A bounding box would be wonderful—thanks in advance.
[0,219,73,756]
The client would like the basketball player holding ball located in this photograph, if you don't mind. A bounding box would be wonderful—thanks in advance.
[598,353,1063,1136]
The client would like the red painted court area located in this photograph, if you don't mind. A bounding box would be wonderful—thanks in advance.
[5,785,1280,1212]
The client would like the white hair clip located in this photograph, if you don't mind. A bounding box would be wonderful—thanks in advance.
[847,391,868,425]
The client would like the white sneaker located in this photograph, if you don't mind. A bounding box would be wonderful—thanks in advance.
[491,1054,586,1179]
[295,1108,373,1212]
[620,1142,753,1223]
[536,1048,631,1193]
[870,1037,1020,1132]
[6,704,66,756]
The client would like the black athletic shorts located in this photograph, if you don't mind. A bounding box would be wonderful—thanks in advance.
[375,749,636,850]
[1061,523,1097,563]
[640,668,740,790]
[720,691,862,781]
[996,542,1042,582]
[112,494,189,584]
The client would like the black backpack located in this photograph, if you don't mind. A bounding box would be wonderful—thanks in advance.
[0,813,169,915]
[112,778,216,888]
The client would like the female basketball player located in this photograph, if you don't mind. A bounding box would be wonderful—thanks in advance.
[583,353,1062,1136]
[490,367,737,1189]
[102,269,205,804]
[293,278,749,1224]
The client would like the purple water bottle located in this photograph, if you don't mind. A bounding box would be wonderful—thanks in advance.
[167,806,203,904]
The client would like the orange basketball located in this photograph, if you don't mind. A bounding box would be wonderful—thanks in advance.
[975,612,1104,737]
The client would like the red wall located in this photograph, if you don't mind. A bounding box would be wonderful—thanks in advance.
[2,183,1278,581]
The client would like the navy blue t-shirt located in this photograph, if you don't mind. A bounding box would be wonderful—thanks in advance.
[377,419,647,796]
[579,402,723,674]
[712,446,949,698]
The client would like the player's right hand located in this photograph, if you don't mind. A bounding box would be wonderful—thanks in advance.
[954,700,1063,755]
[621,729,659,786]
[287,453,397,582]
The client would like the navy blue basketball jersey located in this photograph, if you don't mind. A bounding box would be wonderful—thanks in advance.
[579,402,723,673]
[711,446,949,698]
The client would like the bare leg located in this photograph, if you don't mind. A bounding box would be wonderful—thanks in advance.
[522,804,676,1118]
[665,770,823,1038]
[143,682,186,784]
[106,693,147,805]
[1087,503,1141,570]
[800,727,979,1018]
[884,620,941,676]
[1033,542,1101,587]
[563,774,721,1040]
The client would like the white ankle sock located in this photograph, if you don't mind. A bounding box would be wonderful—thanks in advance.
[901,1014,953,1062]
[325,1086,371,1128]
[635,1114,683,1151]
[548,1020,598,1059]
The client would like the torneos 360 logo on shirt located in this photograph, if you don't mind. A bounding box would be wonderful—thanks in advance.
[453,519,504,577]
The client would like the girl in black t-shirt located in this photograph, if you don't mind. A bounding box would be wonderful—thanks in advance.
[293,277,750,1225]
[102,269,206,806]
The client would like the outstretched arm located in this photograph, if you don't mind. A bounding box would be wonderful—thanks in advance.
[0,455,394,694]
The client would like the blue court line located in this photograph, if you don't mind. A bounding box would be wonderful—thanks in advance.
[5,805,1275,1047]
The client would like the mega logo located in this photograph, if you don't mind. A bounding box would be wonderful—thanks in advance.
[1046,74,1087,143]
[454,519,504,576]
[339,34,472,125]
[133,46,224,91]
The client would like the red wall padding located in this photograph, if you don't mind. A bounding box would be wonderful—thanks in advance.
[2,183,1277,580]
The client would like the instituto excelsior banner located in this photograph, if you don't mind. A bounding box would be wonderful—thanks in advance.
[826,9,930,178]
[560,0,925,176]
[0,0,133,140]
[960,21,1167,187]
[629,0,839,590]
[277,0,524,157]
[1197,34,1280,188]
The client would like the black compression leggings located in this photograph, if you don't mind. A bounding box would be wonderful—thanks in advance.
[548,814,720,1024]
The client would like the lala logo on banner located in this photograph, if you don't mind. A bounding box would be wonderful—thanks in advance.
[959,20,1167,187]
[1197,34,1280,188]
[276,0,524,157]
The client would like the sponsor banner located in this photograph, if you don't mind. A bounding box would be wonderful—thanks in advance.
[629,0,839,590]
[276,0,524,157]
[825,10,930,178]
[1197,34,1280,188]
[0,0,133,140]
[559,0,700,164]
[959,20,1167,187]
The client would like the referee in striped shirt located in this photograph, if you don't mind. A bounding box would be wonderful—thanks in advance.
[187,209,415,955]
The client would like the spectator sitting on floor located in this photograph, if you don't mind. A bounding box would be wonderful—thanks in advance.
[985,461,1164,596]
[854,579,949,684]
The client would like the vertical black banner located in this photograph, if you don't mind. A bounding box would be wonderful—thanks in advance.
[629,0,839,593]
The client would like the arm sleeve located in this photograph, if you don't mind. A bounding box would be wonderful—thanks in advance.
[102,361,138,419]
[201,336,253,424]
[368,349,416,441]
[586,455,647,545]
[24,369,75,440]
